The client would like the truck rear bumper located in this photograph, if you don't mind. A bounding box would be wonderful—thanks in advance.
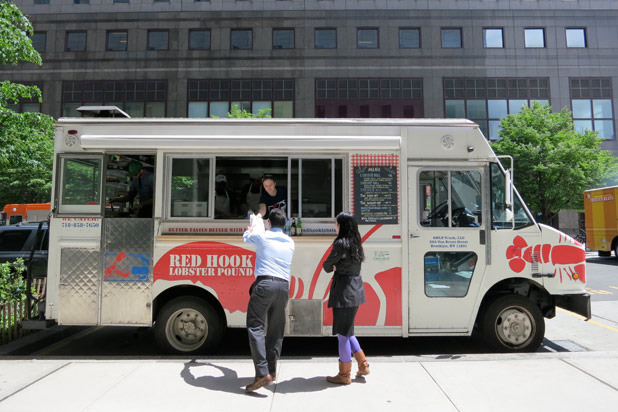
[555,293,591,320]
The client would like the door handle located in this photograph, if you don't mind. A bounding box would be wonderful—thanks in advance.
[410,234,420,238]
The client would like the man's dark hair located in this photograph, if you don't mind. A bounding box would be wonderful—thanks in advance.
[268,208,286,229]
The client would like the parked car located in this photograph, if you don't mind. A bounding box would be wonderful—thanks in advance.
[0,222,49,277]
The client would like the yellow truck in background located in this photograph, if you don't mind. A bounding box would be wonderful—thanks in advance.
[584,186,618,258]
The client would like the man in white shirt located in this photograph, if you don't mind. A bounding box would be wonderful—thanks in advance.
[242,208,295,392]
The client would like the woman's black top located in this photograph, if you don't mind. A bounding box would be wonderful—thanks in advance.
[323,239,366,308]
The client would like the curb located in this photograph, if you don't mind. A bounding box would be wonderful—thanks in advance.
[0,326,87,356]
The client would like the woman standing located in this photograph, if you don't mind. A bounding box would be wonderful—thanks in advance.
[323,212,370,385]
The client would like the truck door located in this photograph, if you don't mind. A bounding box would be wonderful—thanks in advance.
[407,165,488,332]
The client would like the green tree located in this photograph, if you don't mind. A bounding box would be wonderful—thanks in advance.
[0,1,54,207]
[492,102,617,224]
[223,104,271,118]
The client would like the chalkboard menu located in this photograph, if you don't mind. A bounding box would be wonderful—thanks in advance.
[353,165,398,224]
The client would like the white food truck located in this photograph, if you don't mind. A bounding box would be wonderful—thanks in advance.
[44,115,590,354]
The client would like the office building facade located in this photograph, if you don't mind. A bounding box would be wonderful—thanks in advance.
[4,0,618,154]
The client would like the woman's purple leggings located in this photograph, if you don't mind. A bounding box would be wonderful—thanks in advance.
[337,334,362,362]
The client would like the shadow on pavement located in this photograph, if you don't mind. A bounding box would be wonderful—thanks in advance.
[181,361,264,396]
[586,256,618,266]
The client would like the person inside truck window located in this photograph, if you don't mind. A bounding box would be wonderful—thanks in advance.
[259,175,287,219]
[241,173,263,215]
[214,174,236,218]
[110,161,154,218]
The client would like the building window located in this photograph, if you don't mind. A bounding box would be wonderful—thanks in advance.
[315,78,423,118]
[34,0,50,4]
[187,79,294,118]
[524,28,545,48]
[189,29,210,50]
[113,0,130,3]
[6,82,43,113]
[273,29,294,49]
[66,31,87,52]
[566,28,586,48]
[357,28,378,49]
[61,80,167,118]
[444,78,550,140]
[441,28,462,48]
[399,28,420,48]
[106,31,127,51]
[148,30,169,51]
[315,28,336,49]
[230,29,252,50]
[483,28,504,48]
[73,0,89,4]
[30,32,46,53]
[570,78,614,140]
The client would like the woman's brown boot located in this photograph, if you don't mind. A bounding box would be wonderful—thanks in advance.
[326,361,352,385]
[353,350,370,377]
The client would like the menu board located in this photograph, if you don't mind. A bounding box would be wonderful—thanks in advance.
[353,165,398,224]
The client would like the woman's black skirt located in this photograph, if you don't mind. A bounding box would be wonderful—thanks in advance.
[332,306,359,337]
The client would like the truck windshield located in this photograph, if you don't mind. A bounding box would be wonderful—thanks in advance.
[490,163,534,229]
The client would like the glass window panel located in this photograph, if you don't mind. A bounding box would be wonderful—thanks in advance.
[424,252,477,297]
[273,101,293,118]
[170,158,210,217]
[210,101,229,117]
[252,101,272,115]
[531,99,549,106]
[489,120,502,140]
[31,32,46,52]
[62,103,82,117]
[483,29,503,48]
[477,120,488,138]
[231,101,250,112]
[419,170,449,227]
[399,28,420,48]
[273,29,294,49]
[107,31,127,51]
[188,102,208,118]
[593,99,612,118]
[574,120,593,134]
[566,28,586,48]
[146,102,165,117]
[524,28,545,47]
[508,100,528,114]
[315,29,336,49]
[301,159,332,218]
[451,170,482,227]
[594,120,615,140]
[148,31,168,50]
[125,102,144,117]
[357,28,378,49]
[488,100,508,118]
[22,103,41,113]
[441,29,462,48]
[466,100,487,119]
[66,32,86,51]
[189,30,211,50]
[445,100,465,118]
[231,29,252,49]
[572,99,592,118]
[60,157,102,214]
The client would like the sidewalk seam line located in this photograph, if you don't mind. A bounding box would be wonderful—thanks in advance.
[420,362,462,412]
[0,361,71,403]
[78,363,143,412]
[560,358,618,392]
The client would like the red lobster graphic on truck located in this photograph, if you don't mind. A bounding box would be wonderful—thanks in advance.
[506,234,586,283]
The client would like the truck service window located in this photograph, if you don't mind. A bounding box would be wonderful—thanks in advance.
[291,158,343,218]
[59,157,102,214]
[105,155,155,219]
[170,157,211,218]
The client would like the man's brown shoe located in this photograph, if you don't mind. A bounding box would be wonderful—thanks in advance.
[245,374,273,392]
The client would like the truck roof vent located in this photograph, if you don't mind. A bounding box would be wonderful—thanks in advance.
[76,106,131,118]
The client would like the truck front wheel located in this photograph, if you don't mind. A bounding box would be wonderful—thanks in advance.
[481,295,544,352]
[154,297,223,355]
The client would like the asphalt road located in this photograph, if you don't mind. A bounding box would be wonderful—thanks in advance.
[585,253,618,302]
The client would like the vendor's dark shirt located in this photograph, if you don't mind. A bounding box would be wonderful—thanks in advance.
[259,186,287,218]
[323,239,366,308]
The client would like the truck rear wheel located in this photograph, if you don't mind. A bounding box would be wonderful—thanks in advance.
[481,295,544,352]
[154,297,223,355]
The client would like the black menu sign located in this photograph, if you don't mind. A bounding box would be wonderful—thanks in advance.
[353,165,398,224]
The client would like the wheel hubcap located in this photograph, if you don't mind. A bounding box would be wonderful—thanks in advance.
[166,308,208,352]
[496,307,533,347]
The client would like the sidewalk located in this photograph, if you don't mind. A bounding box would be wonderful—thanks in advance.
[1,351,617,412]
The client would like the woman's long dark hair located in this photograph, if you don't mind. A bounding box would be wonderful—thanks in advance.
[335,212,365,263]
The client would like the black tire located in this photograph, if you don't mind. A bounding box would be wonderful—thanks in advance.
[481,295,545,353]
[154,296,223,355]
[614,242,618,259]
[599,250,611,257]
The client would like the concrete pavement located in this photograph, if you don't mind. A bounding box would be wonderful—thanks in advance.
[1,351,618,412]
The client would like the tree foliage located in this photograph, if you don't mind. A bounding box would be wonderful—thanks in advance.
[491,102,618,224]
[224,104,272,118]
[0,1,54,207]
